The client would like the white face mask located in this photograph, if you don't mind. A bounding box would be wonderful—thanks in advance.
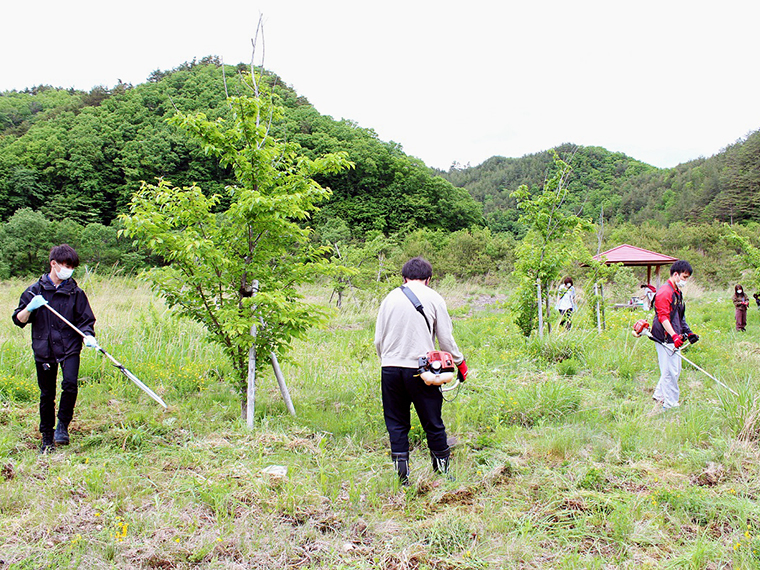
[56,266,74,280]
[676,279,687,288]
[738,289,743,295]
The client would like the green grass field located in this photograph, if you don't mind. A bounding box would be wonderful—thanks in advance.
[2,275,760,569]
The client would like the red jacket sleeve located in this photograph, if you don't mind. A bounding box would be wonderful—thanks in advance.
[654,285,672,325]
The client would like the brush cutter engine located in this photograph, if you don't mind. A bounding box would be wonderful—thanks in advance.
[632,319,650,337]
[418,351,457,386]
[633,319,689,343]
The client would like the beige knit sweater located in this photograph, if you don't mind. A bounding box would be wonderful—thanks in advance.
[374,280,464,368]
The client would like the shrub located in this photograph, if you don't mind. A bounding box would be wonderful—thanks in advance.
[526,334,585,364]
[499,380,582,427]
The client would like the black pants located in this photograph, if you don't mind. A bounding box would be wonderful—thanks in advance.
[36,354,80,434]
[381,366,447,454]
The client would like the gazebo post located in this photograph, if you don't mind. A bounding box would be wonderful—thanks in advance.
[647,265,652,285]
[655,265,661,287]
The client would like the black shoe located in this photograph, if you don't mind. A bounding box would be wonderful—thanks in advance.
[391,452,410,486]
[54,422,69,445]
[40,432,56,454]
[431,447,454,480]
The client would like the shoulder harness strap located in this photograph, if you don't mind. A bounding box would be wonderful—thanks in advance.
[399,286,431,332]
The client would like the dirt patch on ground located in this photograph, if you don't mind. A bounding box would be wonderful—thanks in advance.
[470,294,507,311]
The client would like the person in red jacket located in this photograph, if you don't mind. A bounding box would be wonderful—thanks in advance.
[650,260,698,411]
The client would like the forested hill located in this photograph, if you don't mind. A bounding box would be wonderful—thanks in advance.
[0,59,482,235]
[3,57,758,242]
[437,130,760,232]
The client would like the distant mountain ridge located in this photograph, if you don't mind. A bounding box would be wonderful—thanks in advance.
[437,131,760,230]
[2,58,758,234]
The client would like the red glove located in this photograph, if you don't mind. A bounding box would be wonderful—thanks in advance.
[671,334,684,349]
[457,360,468,382]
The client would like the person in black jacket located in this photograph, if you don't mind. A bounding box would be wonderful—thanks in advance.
[12,245,97,452]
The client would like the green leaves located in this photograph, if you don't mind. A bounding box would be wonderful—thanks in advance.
[121,84,351,394]
[511,151,592,336]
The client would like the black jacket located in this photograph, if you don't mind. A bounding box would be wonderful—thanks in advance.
[651,280,692,344]
[12,275,96,363]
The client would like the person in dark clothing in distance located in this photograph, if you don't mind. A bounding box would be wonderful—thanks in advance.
[734,285,749,331]
[12,245,97,453]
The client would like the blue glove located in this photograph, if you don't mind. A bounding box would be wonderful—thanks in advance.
[26,295,48,312]
[83,335,99,349]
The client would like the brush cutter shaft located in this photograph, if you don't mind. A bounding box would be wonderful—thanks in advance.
[671,350,738,397]
[42,302,86,338]
[41,304,168,408]
[640,328,738,396]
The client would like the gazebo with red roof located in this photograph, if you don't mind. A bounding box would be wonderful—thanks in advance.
[593,244,677,285]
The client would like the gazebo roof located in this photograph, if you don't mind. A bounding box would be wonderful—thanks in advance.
[592,244,678,267]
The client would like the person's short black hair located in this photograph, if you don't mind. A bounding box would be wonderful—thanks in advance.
[401,257,433,281]
[669,260,692,276]
[49,244,80,268]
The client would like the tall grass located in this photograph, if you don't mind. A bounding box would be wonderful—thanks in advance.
[1,278,760,568]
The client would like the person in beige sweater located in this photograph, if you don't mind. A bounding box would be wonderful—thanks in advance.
[374,257,468,484]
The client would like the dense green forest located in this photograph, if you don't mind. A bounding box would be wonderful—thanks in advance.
[1,58,759,285]
[438,131,760,231]
[0,59,480,234]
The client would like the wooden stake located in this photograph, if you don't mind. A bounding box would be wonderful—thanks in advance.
[271,352,296,416]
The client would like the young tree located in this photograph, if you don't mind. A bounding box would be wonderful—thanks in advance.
[326,232,399,307]
[510,151,591,336]
[121,68,352,422]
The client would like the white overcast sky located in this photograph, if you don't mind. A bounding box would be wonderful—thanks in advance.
[1,0,758,170]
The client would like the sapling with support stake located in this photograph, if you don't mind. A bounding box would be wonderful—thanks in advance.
[120,18,353,426]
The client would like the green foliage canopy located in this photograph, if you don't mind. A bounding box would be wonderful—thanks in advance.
[121,87,352,394]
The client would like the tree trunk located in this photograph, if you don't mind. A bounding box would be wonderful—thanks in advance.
[246,323,256,428]
[245,279,260,428]
[595,283,602,333]
[537,278,544,339]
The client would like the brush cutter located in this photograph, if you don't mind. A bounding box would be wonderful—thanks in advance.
[632,319,738,396]
[417,351,461,392]
[42,304,168,408]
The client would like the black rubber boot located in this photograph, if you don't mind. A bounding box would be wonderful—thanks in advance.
[391,452,410,486]
[40,432,56,454]
[54,421,70,445]
[430,447,453,480]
